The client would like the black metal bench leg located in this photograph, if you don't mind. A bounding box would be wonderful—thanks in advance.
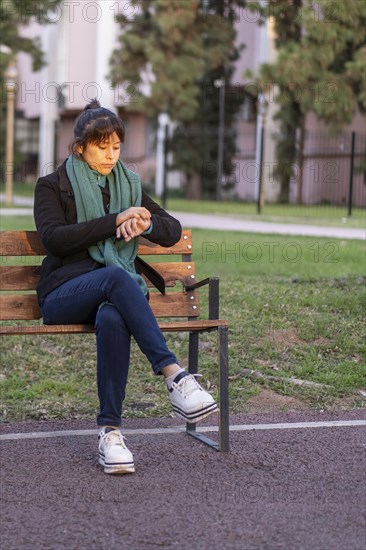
[185,327,229,452]
[186,331,199,434]
[188,331,199,376]
[186,330,220,450]
[218,325,229,452]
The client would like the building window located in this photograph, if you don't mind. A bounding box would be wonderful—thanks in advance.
[146,117,157,158]
[237,95,256,123]
[15,114,39,155]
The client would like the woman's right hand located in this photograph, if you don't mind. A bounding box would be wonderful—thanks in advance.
[116,207,151,227]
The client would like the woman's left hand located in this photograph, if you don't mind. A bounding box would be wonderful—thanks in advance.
[116,217,151,242]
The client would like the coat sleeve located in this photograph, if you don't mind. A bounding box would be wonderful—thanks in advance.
[141,191,182,247]
[34,175,118,257]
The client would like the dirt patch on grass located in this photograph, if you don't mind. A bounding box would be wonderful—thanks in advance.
[252,327,333,348]
[328,394,366,411]
[267,327,302,346]
[243,388,365,415]
[245,388,306,414]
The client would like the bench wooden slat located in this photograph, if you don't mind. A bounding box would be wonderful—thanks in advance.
[0,231,44,256]
[0,319,227,336]
[0,294,42,320]
[150,291,200,317]
[0,262,196,291]
[0,266,42,290]
[0,292,200,320]
[144,262,196,286]
[0,230,193,256]
[138,230,193,255]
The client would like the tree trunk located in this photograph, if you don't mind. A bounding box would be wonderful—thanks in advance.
[296,118,305,204]
[278,118,298,203]
[185,172,202,199]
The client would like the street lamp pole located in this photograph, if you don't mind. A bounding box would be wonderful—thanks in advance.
[155,112,169,200]
[256,93,268,214]
[214,78,225,202]
[4,60,18,206]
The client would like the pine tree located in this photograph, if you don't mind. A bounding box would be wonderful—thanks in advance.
[171,0,248,199]
[259,0,366,203]
[109,0,247,198]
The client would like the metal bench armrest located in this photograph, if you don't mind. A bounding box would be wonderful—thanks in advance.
[185,277,219,320]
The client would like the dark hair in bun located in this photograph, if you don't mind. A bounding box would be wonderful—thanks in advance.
[70,99,125,156]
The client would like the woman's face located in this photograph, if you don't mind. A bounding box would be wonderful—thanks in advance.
[78,132,121,175]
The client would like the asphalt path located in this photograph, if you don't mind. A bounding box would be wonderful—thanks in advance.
[1,410,365,550]
[170,212,366,240]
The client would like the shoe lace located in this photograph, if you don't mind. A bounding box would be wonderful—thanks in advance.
[101,429,127,449]
[175,374,203,398]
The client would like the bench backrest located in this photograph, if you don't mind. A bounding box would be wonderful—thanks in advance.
[0,230,200,321]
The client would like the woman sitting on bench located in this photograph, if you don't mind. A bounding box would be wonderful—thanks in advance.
[34,100,218,474]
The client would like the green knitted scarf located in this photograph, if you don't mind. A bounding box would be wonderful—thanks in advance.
[66,154,148,295]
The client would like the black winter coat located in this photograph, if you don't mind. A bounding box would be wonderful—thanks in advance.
[34,161,182,303]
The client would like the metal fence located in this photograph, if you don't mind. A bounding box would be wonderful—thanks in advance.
[170,123,366,213]
[290,130,366,211]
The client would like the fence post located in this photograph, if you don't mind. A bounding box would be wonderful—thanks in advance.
[257,125,265,214]
[348,131,356,217]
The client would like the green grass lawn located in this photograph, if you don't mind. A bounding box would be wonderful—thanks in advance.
[0,182,35,198]
[1,220,365,423]
[0,215,35,231]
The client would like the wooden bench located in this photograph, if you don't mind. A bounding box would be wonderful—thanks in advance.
[0,229,229,451]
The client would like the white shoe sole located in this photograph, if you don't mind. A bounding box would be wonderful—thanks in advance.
[172,402,219,424]
[99,455,135,475]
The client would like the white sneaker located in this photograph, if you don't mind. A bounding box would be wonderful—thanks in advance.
[98,427,135,474]
[168,372,219,424]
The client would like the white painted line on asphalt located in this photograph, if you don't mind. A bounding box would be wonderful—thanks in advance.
[0,427,184,440]
[227,419,366,431]
[1,419,365,441]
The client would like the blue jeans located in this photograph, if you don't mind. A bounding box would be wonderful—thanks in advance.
[41,266,177,426]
